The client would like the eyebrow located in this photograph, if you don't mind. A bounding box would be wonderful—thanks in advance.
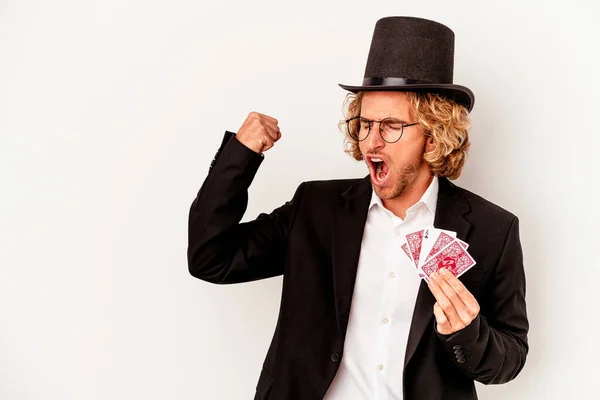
[360,116,409,123]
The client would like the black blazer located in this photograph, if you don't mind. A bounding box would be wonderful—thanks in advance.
[187,131,529,400]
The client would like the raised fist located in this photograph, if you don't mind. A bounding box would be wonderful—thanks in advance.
[235,111,282,154]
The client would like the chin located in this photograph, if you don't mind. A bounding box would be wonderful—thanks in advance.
[372,182,398,200]
[371,175,410,201]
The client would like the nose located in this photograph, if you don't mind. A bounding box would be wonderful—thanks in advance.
[365,122,385,151]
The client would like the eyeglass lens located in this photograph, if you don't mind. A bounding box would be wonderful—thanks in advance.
[347,118,404,142]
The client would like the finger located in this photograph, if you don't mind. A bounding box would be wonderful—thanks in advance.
[431,271,472,326]
[255,112,278,124]
[261,120,282,141]
[261,135,275,152]
[438,268,480,314]
[433,302,452,334]
[428,276,463,330]
[247,111,278,125]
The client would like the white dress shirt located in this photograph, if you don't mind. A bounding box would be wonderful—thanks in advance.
[324,175,439,400]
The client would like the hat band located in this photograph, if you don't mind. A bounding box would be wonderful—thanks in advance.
[362,77,431,86]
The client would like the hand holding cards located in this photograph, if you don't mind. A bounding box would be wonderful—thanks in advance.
[401,227,476,282]
[402,227,481,336]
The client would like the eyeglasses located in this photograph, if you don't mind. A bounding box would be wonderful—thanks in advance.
[345,116,419,143]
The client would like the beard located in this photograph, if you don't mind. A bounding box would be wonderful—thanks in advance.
[371,140,427,200]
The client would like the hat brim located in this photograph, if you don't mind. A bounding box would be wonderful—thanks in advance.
[337,83,475,112]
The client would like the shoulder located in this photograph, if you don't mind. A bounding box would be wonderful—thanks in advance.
[303,177,364,191]
[450,179,518,228]
[289,176,367,206]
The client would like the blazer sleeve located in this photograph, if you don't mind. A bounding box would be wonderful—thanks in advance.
[187,130,306,284]
[434,216,529,384]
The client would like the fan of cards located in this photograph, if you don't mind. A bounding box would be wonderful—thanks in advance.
[401,226,476,283]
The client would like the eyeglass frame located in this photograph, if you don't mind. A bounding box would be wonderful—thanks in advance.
[345,115,419,143]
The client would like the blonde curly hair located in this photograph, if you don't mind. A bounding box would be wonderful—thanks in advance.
[338,91,472,180]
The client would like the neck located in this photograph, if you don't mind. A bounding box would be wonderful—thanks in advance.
[382,168,434,219]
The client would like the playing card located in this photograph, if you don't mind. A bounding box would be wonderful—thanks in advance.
[401,239,427,279]
[419,228,457,268]
[419,239,476,279]
[401,242,413,263]
[405,229,425,268]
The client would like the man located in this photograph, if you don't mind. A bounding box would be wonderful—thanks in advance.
[187,16,529,399]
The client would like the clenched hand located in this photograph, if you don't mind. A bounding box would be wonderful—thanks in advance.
[236,111,282,154]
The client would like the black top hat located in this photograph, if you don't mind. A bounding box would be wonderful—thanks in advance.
[338,16,475,112]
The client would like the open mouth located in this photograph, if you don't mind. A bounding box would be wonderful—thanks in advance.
[368,156,390,186]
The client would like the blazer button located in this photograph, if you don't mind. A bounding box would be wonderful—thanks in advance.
[331,352,340,363]
[457,358,466,364]
[454,350,464,355]
[452,345,462,350]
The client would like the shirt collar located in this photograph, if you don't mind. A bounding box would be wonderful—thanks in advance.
[369,175,439,216]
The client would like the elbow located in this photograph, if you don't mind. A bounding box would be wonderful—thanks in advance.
[188,263,219,284]
[477,359,527,385]
[188,260,229,285]
[187,245,230,285]
[478,338,529,385]
[187,254,212,282]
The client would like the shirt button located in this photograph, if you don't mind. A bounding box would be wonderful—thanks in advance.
[382,317,389,324]
[389,272,395,278]
[378,364,384,370]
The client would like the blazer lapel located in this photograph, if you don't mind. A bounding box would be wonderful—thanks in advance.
[403,176,472,369]
[331,174,372,342]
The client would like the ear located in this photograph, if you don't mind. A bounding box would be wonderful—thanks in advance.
[425,135,435,152]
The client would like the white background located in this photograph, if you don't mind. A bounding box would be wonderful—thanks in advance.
[1,0,598,399]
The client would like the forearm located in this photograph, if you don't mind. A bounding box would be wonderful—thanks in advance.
[435,309,529,384]
[187,131,265,283]
[435,216,529,384]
